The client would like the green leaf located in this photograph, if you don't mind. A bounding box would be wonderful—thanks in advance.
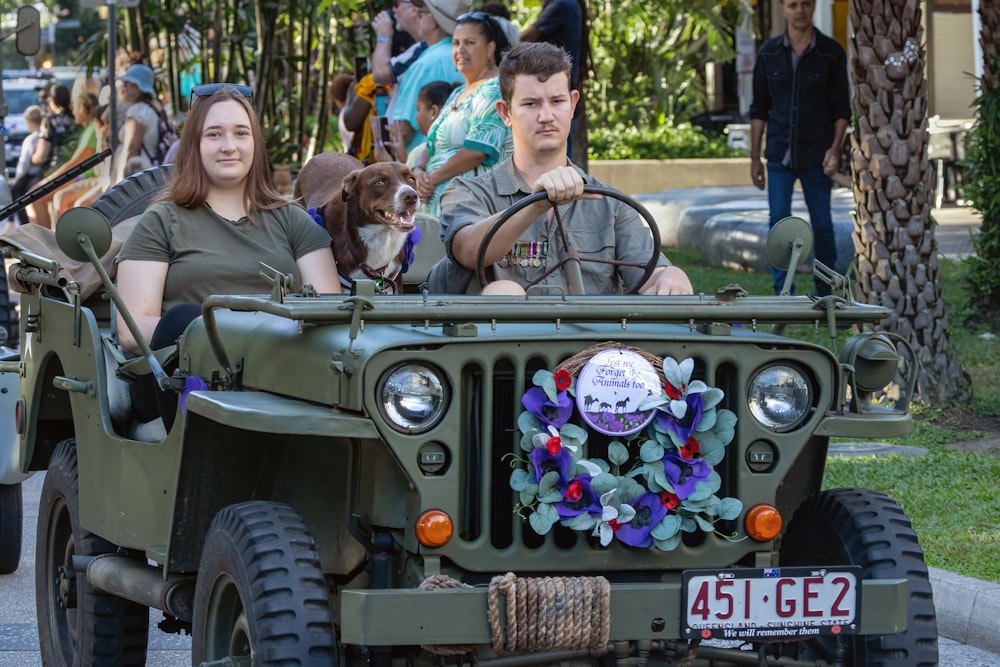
[640,439,665,462]
[538,471,561,499]
[718,498,744,521]
[700,387,724,410]
[518,411,541,440]
[714,409,737,444]
[651,513,681,540]
[696,406,717,431]
[616,476,646,502]
[694,515,715,532]
[520,488,538,506]
[529,503,558,534]
[561,422,589,443]
[510,468,530,491]
[637,394,667,411]
[687,480,713,502]
[654,533,682,551]
[562,513,598,531]
[591,471,619,495]
[608,440,630,466]
[542,374,559,404]
[680,517,698,533]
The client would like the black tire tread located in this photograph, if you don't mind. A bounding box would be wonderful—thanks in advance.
[781,487,938,667]
[36,439,149,666]
[193,500,338,665]
[91,165,171,227]
[0,482,22,573]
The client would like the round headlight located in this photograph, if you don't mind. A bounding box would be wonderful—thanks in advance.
[747,364,812,431]
[379,363,447,433]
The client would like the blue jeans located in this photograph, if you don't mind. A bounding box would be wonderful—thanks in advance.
[766,162,837,296]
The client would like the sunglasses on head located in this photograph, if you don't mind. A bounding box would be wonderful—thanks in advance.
[189,83,254,105]
[457,11,494,24]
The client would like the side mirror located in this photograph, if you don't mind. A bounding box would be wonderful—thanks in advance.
[55,207,112,260]
[15,6,41,57]
[765,216,813,296]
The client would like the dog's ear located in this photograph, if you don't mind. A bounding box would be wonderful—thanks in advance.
[341,169,362,202]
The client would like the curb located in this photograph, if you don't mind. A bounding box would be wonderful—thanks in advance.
[929,566,1000,653]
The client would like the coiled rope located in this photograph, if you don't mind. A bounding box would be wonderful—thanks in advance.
[419,572,611,656]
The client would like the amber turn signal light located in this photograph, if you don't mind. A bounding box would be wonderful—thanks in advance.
[745,504,782,541]
[415,510,453,547]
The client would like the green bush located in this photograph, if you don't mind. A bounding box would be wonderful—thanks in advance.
[588,122,747,160]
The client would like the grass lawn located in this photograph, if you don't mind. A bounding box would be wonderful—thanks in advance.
[670,247,1000,583]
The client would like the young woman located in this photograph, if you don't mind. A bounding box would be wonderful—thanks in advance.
[116,84,341,430]
[411,11,512,215]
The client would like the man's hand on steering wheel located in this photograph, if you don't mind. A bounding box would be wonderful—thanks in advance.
[639,265,694,295]
[532,166,601,206]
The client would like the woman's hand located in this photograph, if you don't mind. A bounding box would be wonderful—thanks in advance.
[415,168,436,200]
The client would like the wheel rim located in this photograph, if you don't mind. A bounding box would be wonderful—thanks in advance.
[44,497,78,665]
[204,573,253,662]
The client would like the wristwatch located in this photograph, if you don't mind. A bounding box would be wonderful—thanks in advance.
[377,34,390,43]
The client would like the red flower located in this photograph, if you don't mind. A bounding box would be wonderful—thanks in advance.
[554,369,572,392]
[681,438,700,459]
[664,382,682,399]
[608,518,622,532]
[565,480,583,502]
[546,436,562,456]
[659,491,679,510]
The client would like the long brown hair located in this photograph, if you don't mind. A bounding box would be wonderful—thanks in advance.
[162,86,286,223]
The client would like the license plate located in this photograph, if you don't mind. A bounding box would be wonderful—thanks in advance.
[681,566,861,640]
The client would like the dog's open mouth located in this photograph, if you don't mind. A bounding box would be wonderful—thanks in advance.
[377,208,417,231]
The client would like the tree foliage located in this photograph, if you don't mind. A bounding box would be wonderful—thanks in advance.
[963,1,1000,319]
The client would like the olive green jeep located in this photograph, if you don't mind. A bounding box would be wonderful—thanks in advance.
[0,168,937,666]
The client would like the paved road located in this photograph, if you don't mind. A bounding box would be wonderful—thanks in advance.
[2,473,997,666]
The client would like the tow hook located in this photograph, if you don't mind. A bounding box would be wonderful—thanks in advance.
[57,564,77,609]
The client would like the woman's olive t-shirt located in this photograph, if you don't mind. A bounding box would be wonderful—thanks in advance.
[118,201,332,313]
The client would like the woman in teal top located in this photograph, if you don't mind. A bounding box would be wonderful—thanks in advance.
[412,12,513,216]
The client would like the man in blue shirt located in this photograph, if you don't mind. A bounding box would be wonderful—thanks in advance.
[748,0,849,296]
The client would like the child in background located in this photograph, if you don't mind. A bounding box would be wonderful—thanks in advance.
[5,105,46,231]
[375,80,457,167]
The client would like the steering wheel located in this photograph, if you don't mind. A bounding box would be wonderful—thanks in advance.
[474,185,662,295]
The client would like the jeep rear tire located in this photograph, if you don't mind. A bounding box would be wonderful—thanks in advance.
[36,439,150,666]
[92,165,171,226]
[192,501,339,666]
[778,488,938,666]
[0,482,22,573]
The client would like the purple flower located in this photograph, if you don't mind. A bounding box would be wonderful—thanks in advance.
[522,387,573,429]
[662,451,712,500]
[655,392,705,443]
[530,445,575,484]
[614,492,668,547]
[555,476,603,520]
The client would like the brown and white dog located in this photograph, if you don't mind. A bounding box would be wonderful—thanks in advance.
[294,152,419,293]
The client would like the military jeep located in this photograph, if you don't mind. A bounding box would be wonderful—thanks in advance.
[1,167,937,666]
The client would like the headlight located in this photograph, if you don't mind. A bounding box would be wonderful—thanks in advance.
[747,364,812,431]
[379,363,448,433]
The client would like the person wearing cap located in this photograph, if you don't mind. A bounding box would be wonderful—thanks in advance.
[430,42,692,296]
[388,0,467,153]
[113,64,161,183]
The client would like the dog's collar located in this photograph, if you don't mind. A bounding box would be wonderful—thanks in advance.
[306,206,325,228]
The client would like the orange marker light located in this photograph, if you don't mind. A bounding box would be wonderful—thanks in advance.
[415,510,453,548]
[745,504,783,541]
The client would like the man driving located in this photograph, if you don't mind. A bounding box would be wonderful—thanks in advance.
[428,41,692,296]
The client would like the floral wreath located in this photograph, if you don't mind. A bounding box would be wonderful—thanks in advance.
[509,353,743,551]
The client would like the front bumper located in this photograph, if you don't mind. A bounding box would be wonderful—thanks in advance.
[340,578,909,646]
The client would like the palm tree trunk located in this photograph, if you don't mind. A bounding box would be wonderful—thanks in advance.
[848,0,969,403]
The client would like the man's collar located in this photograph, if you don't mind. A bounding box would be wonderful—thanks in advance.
[496,157,589,196]
[782,29,817,52]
